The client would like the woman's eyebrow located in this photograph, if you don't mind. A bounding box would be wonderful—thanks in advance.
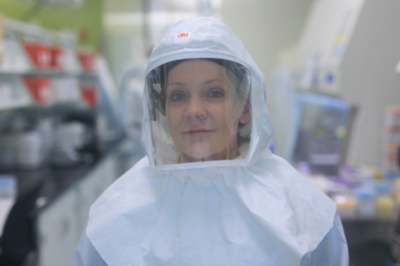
[168,82,185,87]
[168,79,224,87]
[201,79,224,85]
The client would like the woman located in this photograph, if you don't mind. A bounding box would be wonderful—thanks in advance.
[149,58,251,164]
[73,17,348,266]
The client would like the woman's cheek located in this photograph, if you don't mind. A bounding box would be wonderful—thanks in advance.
[223,103,239,127]
[209,102,228,121]
[167,108,182,127]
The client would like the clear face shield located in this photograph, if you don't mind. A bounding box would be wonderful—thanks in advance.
[146,59,252,166]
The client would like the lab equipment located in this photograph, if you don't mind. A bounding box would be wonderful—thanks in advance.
[50,122,87,167]
[15,130,44,168]
[354,187,376,218]
[50,109,101,167]
[118,65,147,172]
[119,64,146,141]
[374,182,395,219]
[74,17,348,266]
[0,114,48,169]
[291,0,400,169]
[286,92,354,176]
[383,106,400,178]
[392,178,400,208]
[0,134,17,169]
[339,164,375,187]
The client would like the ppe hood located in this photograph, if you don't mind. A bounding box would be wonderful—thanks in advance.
[142,17,273,170]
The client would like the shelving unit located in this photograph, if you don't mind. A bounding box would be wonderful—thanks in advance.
[0,15,124,266]
[0,16,101,111]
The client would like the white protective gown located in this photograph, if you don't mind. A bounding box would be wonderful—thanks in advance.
[73,17,349,266]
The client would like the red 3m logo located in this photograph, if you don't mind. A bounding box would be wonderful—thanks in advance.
[177,33,189,38]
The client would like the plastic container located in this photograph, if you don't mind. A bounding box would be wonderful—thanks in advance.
[49,46,65,70]
[0,175,17,198]
[51,77,79,102]
[333,193,357,219]
[77,51,96,72]
[80,84,98,107]
[24,77,51,104]
[308,175,330,194]
[22,42,51,69]
[374,182,395,219]
[376,195,395,219]
[355,189,376,218]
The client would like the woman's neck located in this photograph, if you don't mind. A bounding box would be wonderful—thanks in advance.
[179,145,239,163]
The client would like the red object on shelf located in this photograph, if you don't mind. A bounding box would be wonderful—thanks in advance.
[23,42,51,69]
[80,85,98,107]
[24,77,51,104]
[77,51,96,72]
[49,46,65,70]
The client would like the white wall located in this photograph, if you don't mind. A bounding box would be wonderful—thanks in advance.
[221,0,313,83]
[221,0,315,155]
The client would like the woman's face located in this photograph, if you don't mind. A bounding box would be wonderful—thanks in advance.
[165,59,250,161]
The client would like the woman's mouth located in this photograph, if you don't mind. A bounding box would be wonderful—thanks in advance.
[183,129,215,137]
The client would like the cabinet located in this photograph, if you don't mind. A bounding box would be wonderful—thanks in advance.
[37,150,119,266]
[37,186,80,266]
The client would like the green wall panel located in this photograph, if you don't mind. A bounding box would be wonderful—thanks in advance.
[0,0,103,51]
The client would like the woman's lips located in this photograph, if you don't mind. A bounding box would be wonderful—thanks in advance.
[183,129,215,137]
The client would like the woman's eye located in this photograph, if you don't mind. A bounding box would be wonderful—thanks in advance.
[208,91,223,98]
[171,93,186,101]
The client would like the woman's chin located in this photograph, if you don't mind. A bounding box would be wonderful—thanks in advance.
[185,151,214,161]
[182,149,230,162]
[179,142,236,162]
[186,143,219,158]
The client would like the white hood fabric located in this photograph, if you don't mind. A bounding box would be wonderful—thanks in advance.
[74,17,348,266]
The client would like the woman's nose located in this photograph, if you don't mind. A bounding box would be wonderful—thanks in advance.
[184,96,207,120]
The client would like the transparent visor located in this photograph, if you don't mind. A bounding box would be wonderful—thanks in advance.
[146,59,252,166]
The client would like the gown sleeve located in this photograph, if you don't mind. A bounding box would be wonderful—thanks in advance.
[72,228,107,266]
[300,213,349,266]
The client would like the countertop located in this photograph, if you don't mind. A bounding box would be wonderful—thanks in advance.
[0,136,126,215]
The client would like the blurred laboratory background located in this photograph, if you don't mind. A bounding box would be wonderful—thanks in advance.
[0,0,399,265]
